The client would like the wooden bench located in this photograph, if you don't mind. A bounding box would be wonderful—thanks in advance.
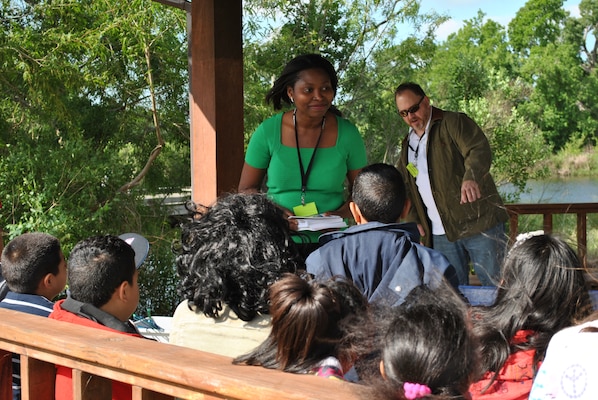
[0,308,362,400]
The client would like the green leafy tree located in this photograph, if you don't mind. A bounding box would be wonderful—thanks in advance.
[0,0,189,314]
[242,0,446,164]
[458,74,550,197]
[428,12,515,110]
[511,0,598,149]
[518,42,586,149]
[508,0,567,55]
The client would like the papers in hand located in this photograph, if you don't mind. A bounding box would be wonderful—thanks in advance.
[289,215,348,231]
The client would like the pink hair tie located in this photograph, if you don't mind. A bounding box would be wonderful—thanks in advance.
[403,382,432,399]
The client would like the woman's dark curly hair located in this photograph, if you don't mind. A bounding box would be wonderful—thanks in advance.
[174,193,303,322]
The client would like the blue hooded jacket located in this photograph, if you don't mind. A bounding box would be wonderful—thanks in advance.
[306,221,459,306]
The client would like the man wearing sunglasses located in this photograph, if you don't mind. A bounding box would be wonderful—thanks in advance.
[394,82,508,287]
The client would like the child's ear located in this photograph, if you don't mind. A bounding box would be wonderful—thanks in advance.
[400,197,411,220]
[349,201,364,224]
[41,273,54,289]
[379,360,387,379]
[116,280,130,302]
[38,273,60,300]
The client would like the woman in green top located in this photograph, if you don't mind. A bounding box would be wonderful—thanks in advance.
[238,54,367,253]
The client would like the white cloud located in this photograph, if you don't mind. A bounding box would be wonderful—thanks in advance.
[435,19,464,41]
[565,3,580,18]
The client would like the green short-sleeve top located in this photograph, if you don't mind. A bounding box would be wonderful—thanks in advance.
[245,112,367,214]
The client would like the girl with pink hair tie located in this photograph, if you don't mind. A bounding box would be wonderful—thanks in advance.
[363,284,478,400]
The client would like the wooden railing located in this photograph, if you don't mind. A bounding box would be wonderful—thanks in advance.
[2,203,596,400]
[505,203,598,267]
[0,309,361,400]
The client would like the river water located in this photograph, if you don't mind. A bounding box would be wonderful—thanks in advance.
[500,177,598,204]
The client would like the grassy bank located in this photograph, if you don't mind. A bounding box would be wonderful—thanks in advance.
[549,142,598,178]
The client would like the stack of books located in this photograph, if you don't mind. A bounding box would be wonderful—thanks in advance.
[289,215,348,231]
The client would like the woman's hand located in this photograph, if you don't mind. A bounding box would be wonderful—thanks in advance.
[282,207,299,231]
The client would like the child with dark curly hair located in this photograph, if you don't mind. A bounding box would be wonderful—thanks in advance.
[169,193,303,357]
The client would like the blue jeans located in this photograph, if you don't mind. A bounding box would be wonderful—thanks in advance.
[433,223,507,286]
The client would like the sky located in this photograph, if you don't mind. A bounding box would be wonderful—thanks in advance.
[418,0,581,41]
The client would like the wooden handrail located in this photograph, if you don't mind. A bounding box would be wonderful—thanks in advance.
[0,309,361,400]
[3,203,595,399]
[505,203,598,266]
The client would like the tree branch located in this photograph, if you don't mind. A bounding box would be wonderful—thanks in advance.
[118,39,165,193]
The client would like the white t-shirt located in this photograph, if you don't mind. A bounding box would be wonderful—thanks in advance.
[529,319,598,400]
[168,300,271,358]
[408,115,445,235]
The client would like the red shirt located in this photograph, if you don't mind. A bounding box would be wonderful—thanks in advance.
[470,330,539,400]
[49,300,143,400]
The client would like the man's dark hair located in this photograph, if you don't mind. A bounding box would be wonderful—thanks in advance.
[1,232,62,293]
[68,235,136,307]
[394,82,427,97]
[351,163,406,223]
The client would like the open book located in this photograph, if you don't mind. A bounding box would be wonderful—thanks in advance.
[288,215,348,231]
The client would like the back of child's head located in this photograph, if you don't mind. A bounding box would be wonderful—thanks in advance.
[326,276,369,318]
[372,285,476,400]
[68,235,136,308]
[498,233,589,317]
[321,276,370,370]
[472,233,592,376]
[268,273,342,371]
[1,232,63,294]
[175,193,302,322]
[352,163,406,223]
[233,273,368,375]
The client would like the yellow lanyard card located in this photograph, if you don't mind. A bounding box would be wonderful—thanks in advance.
[293,201,318,217]
[406,162,419,178]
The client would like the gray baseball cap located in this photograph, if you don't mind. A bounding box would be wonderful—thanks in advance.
[119,233,150,268]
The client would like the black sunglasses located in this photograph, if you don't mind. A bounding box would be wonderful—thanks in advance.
[398,96,424,117]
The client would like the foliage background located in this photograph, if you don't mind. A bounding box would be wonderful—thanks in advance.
[1,0,597,314]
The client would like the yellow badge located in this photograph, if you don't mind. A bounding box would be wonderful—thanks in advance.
[406,162,419,178]
[293,202,318,217]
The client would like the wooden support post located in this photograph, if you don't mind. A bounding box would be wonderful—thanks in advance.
[543,213,553,233]
[0,350,11,400]
[189,0,244,207]
[578,212,587,266]
[508,212,519,245]
[21,356,55,400]
[73,370,112,400]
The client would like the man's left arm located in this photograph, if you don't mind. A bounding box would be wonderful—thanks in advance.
[451,113,493,204]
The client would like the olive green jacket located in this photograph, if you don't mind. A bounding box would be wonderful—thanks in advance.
[397,107,508,246]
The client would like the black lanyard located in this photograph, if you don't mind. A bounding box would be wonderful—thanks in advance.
[408,132,426,166]
[294,109,326,205]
